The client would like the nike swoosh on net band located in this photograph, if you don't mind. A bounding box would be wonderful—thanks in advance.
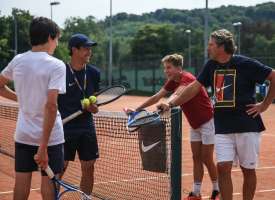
[141,141,161,152]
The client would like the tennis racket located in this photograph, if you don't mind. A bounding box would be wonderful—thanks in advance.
[125,109,149,132]
[63,85,126,124]
[45,166,91,200]
[127,109,162,130]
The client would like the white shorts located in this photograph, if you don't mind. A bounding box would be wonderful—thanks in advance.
[190,118,215,145]
[215,132,261,169]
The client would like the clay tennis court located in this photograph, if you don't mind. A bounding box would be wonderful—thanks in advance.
[0,95,275,199]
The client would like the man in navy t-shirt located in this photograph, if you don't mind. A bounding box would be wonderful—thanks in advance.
[58,33,100,196]
[158,29,275,200]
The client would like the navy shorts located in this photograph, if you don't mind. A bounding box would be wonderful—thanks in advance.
[64,131,99,161]
[15,142,64,176]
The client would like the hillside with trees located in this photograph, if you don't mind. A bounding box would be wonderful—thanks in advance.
[1,2,275,89]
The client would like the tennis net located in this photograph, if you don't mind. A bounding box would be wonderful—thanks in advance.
[0,100,182,200]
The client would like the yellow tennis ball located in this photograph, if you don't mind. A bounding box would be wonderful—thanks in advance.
[89,96,97,104]
[81,98,90,108]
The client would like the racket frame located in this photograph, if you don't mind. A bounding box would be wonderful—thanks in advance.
[62,85,126,124]
[126,109,148,132]
[45,166,91,200]
[127,109,162,128]
[95,85,126,106]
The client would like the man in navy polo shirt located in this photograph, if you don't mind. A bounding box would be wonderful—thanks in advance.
[58,33,100,196]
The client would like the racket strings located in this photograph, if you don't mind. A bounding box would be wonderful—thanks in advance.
[127,108,180,128]
[59,190,90,200]
[96,87,125,104]
[132,110,148,119]
[129,113,160,127]
[126,110,148,132]
[127,110,149,123]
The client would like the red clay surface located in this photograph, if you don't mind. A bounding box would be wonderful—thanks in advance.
[0,96,275,199]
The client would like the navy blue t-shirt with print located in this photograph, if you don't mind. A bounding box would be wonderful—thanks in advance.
[197,55,272,134]
[58,63,100,134]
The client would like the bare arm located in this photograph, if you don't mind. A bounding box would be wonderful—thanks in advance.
[157,80,202,111]
[262,70,275,106]
[0,75,17,101]
[168,80,202,107]
[34,89,59,169]
[136,88,168,111]
[247,70,275,117]
[167,85,187,100]
[42,90,59,146]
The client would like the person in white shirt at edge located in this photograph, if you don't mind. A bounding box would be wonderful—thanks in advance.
[0,17,66,200]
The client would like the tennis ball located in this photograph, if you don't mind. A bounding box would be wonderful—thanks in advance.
[89,96,97,104]
[81,98,90,108]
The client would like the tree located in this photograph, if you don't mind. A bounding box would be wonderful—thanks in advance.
[61,16,107,67]
[131,24,174,61]
[0,9,32,70]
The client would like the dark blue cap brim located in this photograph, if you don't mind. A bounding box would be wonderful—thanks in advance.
[83,41,97,47]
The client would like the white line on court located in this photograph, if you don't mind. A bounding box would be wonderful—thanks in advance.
[181,165,275,177]
[0,187,40,195]
[94,174,170,185]
[1,167,274,195]
[202,188,275,199]
[92,165,275,186]
[262,133,275,137]
[1,170,275,197]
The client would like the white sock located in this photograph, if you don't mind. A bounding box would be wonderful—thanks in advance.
[193,182,202,196]
[212,181,219,191]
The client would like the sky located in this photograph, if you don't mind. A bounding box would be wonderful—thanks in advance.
[1,0,274,27]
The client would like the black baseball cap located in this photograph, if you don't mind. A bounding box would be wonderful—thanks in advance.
[68,33,97,49]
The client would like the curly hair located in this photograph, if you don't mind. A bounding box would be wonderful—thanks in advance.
[210,29,236,54]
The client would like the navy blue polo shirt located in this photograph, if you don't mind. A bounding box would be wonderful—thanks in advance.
[58,63,100,133]
[197,55,272,134]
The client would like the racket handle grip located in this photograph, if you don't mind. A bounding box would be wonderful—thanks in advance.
[62,110,83,124]
[45,166,55,179]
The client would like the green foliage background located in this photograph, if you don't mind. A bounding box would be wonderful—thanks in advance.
[1,2,275,91]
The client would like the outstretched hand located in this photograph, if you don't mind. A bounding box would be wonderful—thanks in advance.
[123,107,135,115]
[246,102,268,118]
[157,103,170,112]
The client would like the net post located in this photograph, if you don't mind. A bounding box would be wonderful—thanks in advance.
[170,107,182,200]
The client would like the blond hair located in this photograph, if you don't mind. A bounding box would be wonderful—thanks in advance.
[161,54,184,68]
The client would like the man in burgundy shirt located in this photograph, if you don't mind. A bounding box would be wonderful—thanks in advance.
[125,54,219,200]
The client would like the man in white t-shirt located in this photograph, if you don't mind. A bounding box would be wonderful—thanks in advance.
[0,17,66,200]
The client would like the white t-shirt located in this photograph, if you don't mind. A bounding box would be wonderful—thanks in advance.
[1,51,66,146]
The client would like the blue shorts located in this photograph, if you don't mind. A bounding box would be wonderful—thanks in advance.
[15,142,64,176]
[64,131,99,161]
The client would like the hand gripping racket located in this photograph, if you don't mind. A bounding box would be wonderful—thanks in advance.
[63,85,126,124]
[127,109,162,131]
[45,166,91,200]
